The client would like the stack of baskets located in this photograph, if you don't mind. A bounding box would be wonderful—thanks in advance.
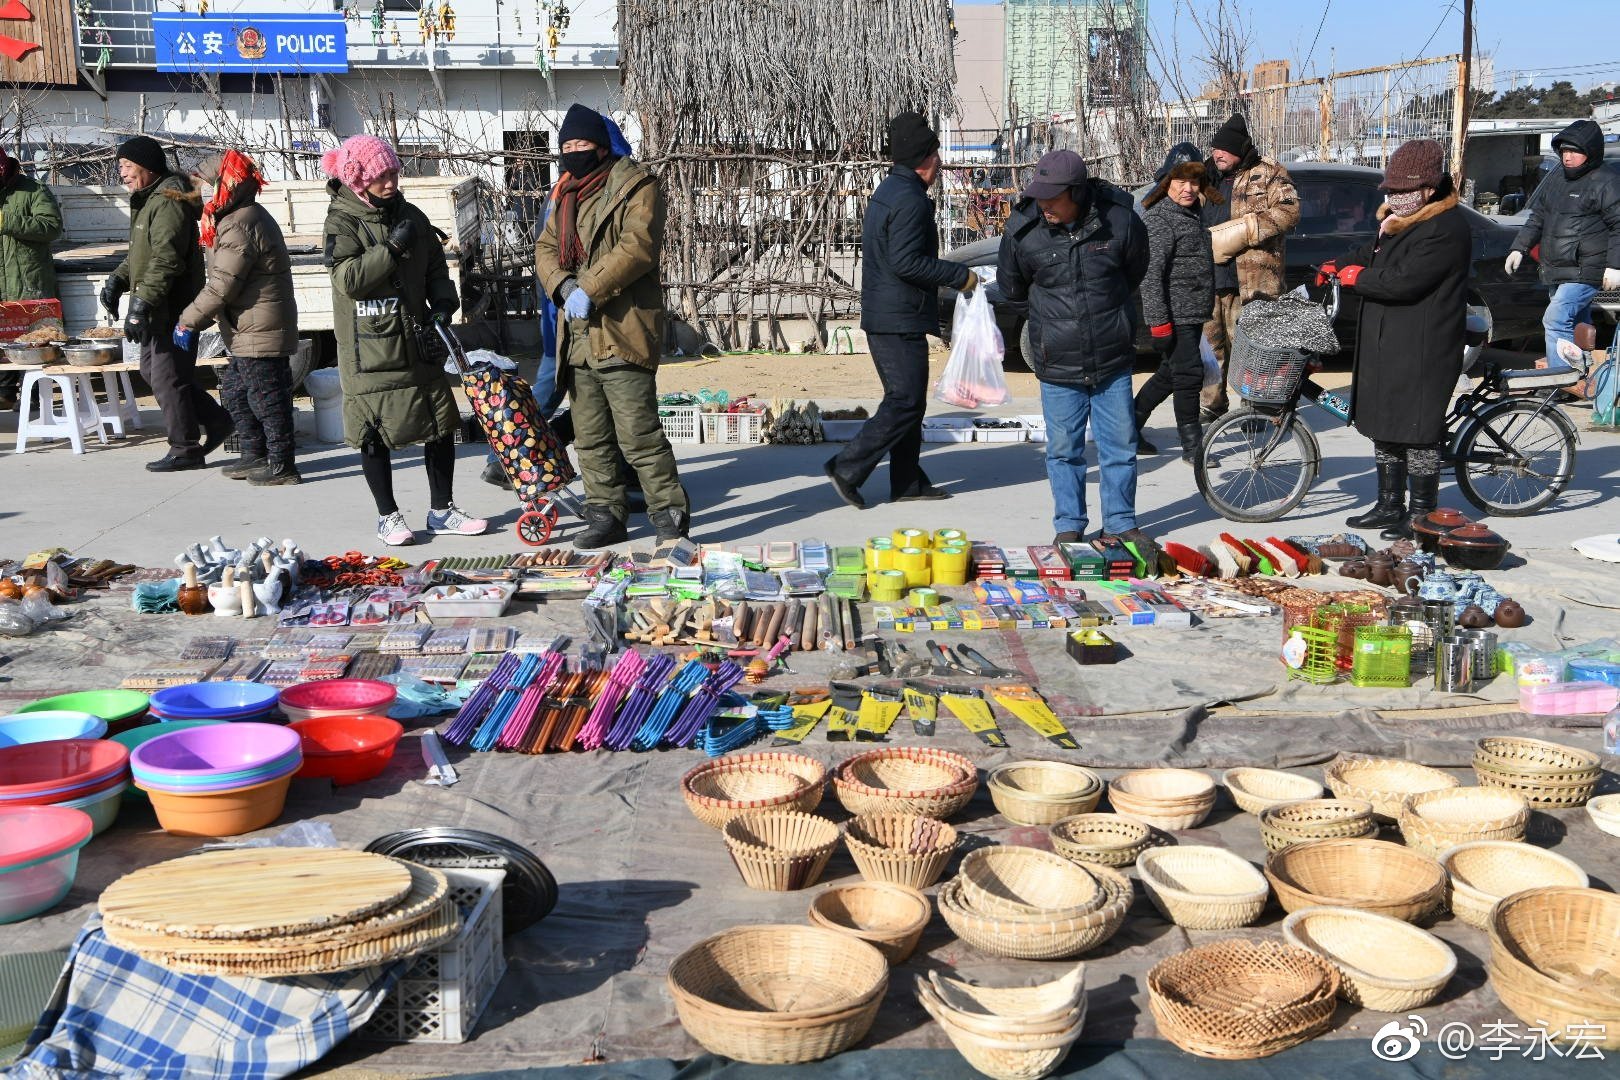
[722,811,839,891]
[987,762,1102,826]
[807,882,930,964]
[1047,814,1156,868]
[1265,838,1446,923]
[1220,768,1324,815]
[1136,846,1270,930]
[1588,794,1620,838]
[1439,840,1590,929]
[1107,769,1217,830]
[1281,907,1456,1011]
[841,813,958,889]
[833,747,978,820]
[1487,887,1620,1049]
[681,752,826,829]
[1258,799,1377,853]
[1148,939,1339,1059]
[1472,737,1602,808]
[1323,755,1458,822]
[937,846,1130,960]
[918,965,1087,1080]
[1396,786,1529,858]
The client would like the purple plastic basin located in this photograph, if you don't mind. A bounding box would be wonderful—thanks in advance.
[135,756,303,795]
[129,722,300,777]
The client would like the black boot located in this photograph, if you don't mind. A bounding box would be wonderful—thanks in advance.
[1176,422,1203,465]
[481,458,513,489]
[649,507,690,543]
[221,453,267,480]
[572,506,629,550]
[1383,472,1438,541]
[247,459,302,486]
[1134,409,1158,454]
[1348,461,1407,530]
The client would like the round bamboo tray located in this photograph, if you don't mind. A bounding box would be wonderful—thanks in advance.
[917,983,1085,1038]
[842,813,958,889]
[1108,769,1217,831]
[957,846,1103,920]
[1473,738,1602,808]
[1264,838,1446,923]
[1397,786,1529,858]
[722,811,840,891]
[1439,840,1590,930]
[1221,768,1325,815]
[937,867,1131,961]
[926,964,1086,1027]
[1487,887,1620,1050]
[987,761,1103,826]
[667,924,888,1064]
[1147,939,1339,1060]
[807,882,930,965]
[681,752,826,829]
[833,747,978,820]
[1587,794,1620,838]
[1258,799,1378,853]
[1323,755,1459,822]
[1282,906,1456,1012]
[918,990,1083,1080]
[1136,846,1269,930]
[1048,814,1155,868]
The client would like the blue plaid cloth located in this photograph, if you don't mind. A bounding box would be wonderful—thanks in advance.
[4,918,401,1080]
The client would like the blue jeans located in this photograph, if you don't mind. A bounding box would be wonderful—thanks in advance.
[1543,282,1597,368]
[1040,368,1138,536]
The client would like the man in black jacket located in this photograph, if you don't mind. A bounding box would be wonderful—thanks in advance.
[1507,119,1620,368]
[825,113,976,509]
[997,150,1155,554]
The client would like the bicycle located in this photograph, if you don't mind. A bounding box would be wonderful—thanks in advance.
[1195,274,1583,523]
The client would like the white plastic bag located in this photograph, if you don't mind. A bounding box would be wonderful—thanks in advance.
[935,289,1007,408]
[1200,331,1222,388]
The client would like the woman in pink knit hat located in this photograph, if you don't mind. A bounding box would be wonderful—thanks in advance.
[322,133,487,546]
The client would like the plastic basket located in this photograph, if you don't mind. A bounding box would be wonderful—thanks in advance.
[659,404,703,444]
[702,409,766,445]
[1233,323,1310,405]
[921,418,975,443]
[1351,626,1412,688]
[1018,414,1048,443]
[363,867,506,1044]
[973,420,1027,443]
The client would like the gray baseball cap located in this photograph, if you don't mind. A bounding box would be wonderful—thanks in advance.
[1023,150,1088,199]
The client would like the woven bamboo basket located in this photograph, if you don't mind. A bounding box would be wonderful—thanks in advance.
[1439,840,1590,930]
[926,964,1085,1027]
[1397,786,1530,858]
[1323,755,1459,822]
[1473,737,1602,808]
[681,752,826,829]
[1258,799,1378,853]
[1221,768,1326,815]
[918,990,1083,1080]
[1147,939,1339,1060]
[1587,794,1620,838]
[917,983,1085,1038]
[807,882,931,965]
[1047,814,1156,868]
[1107,769,1217,831]
[1487,887,1620,1049]
[957,846,1103,920]
[722,812,840,891]
[937,867,1131,961]
[1281,906,1456,1011]
[1136,846,1269,930]
[1265,838,1446,923]
[842,813,958,889]
[667,924,888,1064]
[833,747,978,820]
[987,762,1103,826]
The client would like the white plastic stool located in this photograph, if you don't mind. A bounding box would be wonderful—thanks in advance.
[15,370,107,454]
[90,368,142,434]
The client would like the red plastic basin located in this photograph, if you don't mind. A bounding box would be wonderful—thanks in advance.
[289,714,403,786]
[0,804,94,868]
[278,679,397,716]
[0,740,129,798]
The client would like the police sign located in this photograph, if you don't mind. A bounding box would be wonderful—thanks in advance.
[152,12,348,74]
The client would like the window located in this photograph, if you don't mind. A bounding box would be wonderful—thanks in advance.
[1295,179,1384,237]
[396,143,442,178]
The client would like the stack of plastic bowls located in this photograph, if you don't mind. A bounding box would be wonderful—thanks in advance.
[110,721,225,803]
[0,740,131,836]
[16,690,150,732]
[0,805,95,923]
[278,679,398,723]
[148,682,280,723]
[130,723,301,837]
[0,712,108,748]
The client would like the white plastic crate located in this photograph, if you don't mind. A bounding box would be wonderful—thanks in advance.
[973,420,1027,443]
[1018,414,1047,443]
[920,417,975,443]
[363,867,506,1044]
[702,408,766,445]
[819,418,866,441]
[658,404,702,444]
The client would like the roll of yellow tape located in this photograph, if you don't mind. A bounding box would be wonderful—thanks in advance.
[892,528,931,549]
[870,569,908,602]
[932,545,971,576]
[933,569,969,587]
[896,546,932,587]
[909,587,940,608]
[865,545,896,571]
[933,529,966,548]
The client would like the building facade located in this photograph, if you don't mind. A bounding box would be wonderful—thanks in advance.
[1004,0,1147,124]
[952,2,1006,151]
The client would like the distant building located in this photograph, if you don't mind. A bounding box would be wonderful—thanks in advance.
[953,2,1007,147]
[1004,0,1148,123]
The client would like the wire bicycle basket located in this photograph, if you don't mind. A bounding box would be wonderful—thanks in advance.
[1232,290,1342,406]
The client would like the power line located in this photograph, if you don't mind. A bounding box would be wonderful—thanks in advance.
[1302,0,1332,77]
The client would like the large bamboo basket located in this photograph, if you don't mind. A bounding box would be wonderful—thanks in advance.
[987,761,1103,826]
[841,813,958,889]
[1264,838,1446,923]
[957,846,1103,920]
[1472,737,1602,808]
[1397,786,1529,858]
[1282,906,1455,1012]
[1487,887,1620,1049]
[681,752,826,829]
[1221,768,1325,815]
[1323,755,1458,822]
[918,989,1084,1080]
[925,964,1086,1028]
[1107,769,1217,831]
[1439,840,1590,929]
[1136,846,1269,930]
[722,811,840,891]
[937,867,1131,961]
[1147,939,1339,1060]
[832,747,978,820]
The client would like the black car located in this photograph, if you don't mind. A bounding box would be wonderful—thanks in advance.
[939,162,1551,364]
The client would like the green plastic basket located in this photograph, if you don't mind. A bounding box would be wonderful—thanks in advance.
[1351,625,1412,688]
[1286,626,1339,685]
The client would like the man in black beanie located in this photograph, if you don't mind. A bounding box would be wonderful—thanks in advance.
[826,111,977,508]
[1200,113,1298,419]
[102,135,232,471]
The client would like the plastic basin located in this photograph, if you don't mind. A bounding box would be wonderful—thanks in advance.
[279,679,397,720]
[17,690,149,724]
[0,740,128,799]
[0,712,108,747]
[290,714,403,785]
[145,774,292,837]
[135,754,302,794]
[148,682,280,720]
[129,722,299,778]
[148,706,276,724]
[111,722,224,802]
[54,782,127,836]
[0,805,93,923]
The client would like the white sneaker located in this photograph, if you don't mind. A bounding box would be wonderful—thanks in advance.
[377,511,415,546]
[426,504,488,536]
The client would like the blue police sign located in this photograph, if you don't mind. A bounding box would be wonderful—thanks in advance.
[151,12,348,74]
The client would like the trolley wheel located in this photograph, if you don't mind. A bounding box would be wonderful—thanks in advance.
[516,504,560,547]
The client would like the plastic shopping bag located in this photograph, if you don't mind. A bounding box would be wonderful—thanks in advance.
[935,289,1007,408]
[1200,331,1222,388]
[1593,353,1618,431]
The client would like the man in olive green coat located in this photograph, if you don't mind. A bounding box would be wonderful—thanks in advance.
[0,146,63,411]
[535,104,688,548]
[100,135,232,471]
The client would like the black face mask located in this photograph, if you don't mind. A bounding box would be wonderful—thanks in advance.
[561,150,604,179]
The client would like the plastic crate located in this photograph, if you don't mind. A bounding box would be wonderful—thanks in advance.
[820,418,866,441]
[702,408,766,445]
[973,420,1027,443]
[1018,414,1047,443]
[659,404,703,444]
[920,418,975,443]
[363,867,506,1044]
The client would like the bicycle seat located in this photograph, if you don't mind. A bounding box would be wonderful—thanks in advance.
[1475,346,1583,389]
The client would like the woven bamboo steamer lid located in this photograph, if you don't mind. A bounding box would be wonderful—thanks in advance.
[99,848,415,939]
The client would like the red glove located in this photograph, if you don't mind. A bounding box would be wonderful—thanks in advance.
[1530,244,1540,263]
[1313,261,1338,287]
[1336,265,1365,288]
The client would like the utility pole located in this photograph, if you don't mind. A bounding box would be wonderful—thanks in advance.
[1452,0,1474,188]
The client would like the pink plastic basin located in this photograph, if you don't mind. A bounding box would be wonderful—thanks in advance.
[278,679,397,717]
[0,740,129,799]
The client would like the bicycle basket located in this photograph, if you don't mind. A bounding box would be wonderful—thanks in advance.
[1233,323,1311,404]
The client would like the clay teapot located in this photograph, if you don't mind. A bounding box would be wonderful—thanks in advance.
[1366,553,1396,587]
[176,562,212,615]
[1493,599,1527,628]
[1339,558,1370,580]
[1457,604,1494,629]
[1394,560,1425,596]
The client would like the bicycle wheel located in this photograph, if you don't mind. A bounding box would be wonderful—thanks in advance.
[1196,407,1321,523]
[1452,398,1577,516]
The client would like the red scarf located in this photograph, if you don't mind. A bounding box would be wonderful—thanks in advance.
[552,160,611,271]
[200,150,266,248]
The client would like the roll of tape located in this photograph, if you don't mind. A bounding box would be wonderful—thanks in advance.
[909,587,940,608]
[933,529,966,548]
[870,569,908,602]
[865,544,897,571]
[892,528,931,549]
[932,545,971,575]
[933,570,969,587]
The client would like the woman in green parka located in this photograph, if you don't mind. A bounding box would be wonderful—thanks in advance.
[322,134,487,546]
[0,146,64,411]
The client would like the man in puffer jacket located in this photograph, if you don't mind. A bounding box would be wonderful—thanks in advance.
[1507,119,1620,367]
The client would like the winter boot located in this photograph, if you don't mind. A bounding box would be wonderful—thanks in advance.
[1134,409,1158,454]
[1383,472,1438,541]
[1348,461,1407,530]
[573,506,629,550]
[481,458,513,489]
[1176,422,1204,465]
[221,453,267,480]
[247,459,302,486]
[649,507,690,543]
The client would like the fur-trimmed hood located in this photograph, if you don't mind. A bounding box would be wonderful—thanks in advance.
[1376,191,1458,236]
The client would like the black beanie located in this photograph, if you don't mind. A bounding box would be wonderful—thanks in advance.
[888,111,939,169]
[116,135,169,177]
[559,103,610,148]
[1209,114,1253,158]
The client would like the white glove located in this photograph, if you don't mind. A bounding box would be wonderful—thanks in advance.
[1504,251,1522,275]
[1604,267,1620,291]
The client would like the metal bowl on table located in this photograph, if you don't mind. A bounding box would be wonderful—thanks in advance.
[60,338,123,367]
[0,341,62,367]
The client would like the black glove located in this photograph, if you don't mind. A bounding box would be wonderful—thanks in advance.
[1149,324,1176,356]
[384,219,417,259]
[99,278,128,318]
[428,296,458,326]
[123,296,154,345]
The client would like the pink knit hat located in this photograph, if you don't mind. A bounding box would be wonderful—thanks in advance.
[321,135,402,196]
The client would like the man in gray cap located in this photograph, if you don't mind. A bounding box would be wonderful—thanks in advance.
[996,149,1155,559]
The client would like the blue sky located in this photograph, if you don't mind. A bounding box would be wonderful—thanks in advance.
[958,1,1619,92]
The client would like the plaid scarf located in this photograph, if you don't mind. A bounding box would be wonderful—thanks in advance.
[200,150,265,248]
[553,158,612,271]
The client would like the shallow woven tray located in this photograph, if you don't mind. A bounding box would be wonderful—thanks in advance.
[1440,840,1591,930]
[1221,768,1325,815]
[1587,794,1620,838]
[1472,738,1602,808]
[918,983,1085,1039]
[1147,939,1338,1060]
[918,990,1083,1080]
[1323,755,1459,822]
[1488,887,1620,1049]
[1258,798,1378,853]
[1282,906,1455,1012]
[681,752,826,829]
[1265,838,1445,923]
[937,866,1131,961]
[958,846,1103,919]
[807,882,930,965]
[1137,846,1269,930]
[841,813,958,889]
[1397,786,1529,858]
[723,811,840,891]
[926,964,1086,1027]
[1047,814,1156,868]
[987,761,1103,826]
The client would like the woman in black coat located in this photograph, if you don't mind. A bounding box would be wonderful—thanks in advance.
[1321,139,1471,539]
